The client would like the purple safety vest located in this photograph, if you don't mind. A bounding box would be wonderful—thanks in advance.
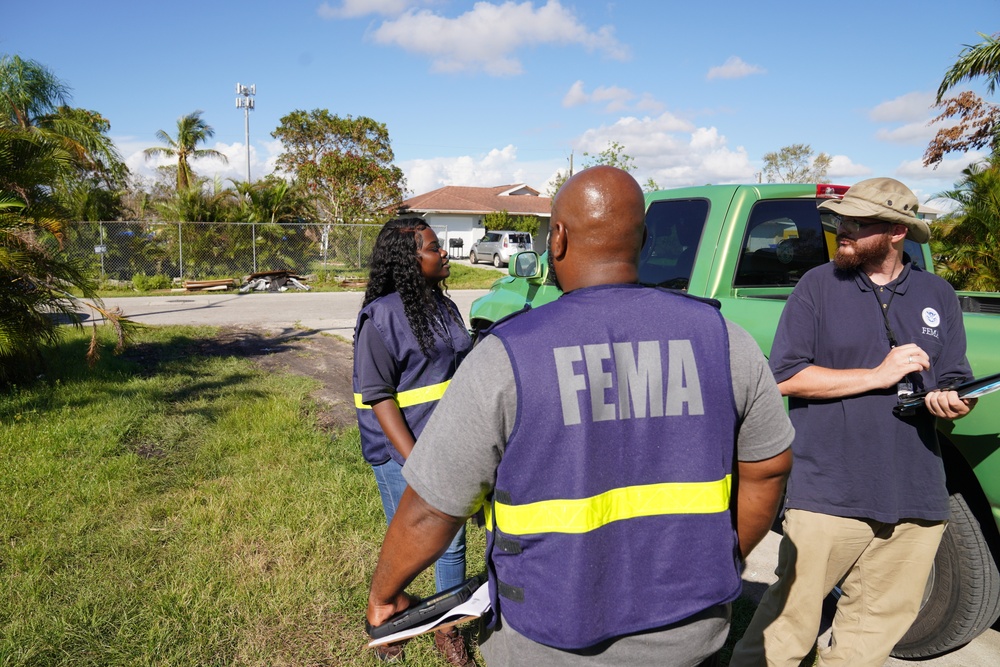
[485,284,741,649]
[353,291,471,465]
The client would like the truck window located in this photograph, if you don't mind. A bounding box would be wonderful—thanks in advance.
[903,239,927,270]
[639,198,709,290]
[735,199,833,287]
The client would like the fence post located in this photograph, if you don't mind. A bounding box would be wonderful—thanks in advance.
[178,222,183,280]
[322,224,329,269]
[252,222,257,273]
[358,227,363,268]
[98,221,106,279]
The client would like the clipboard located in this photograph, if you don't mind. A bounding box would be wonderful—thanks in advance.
[365,574,486,644]
[893,372,1000,416]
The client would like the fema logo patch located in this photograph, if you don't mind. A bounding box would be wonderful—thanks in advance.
[922,308,940,327]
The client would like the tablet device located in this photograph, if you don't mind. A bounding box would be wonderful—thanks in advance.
[366,573,485,640]
[893,371,1000,416]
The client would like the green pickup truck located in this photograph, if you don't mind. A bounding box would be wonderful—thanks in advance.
[468,182,1000,658]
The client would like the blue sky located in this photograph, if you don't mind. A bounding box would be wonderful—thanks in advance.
[4,1,997,209]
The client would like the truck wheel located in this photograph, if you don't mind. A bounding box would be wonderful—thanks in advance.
[891,493,1000,658]
[469,251,477,264]
[493,254,502,268]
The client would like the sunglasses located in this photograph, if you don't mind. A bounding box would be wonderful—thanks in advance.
[834,216,891,234]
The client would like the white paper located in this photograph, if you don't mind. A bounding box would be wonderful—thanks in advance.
[367,581,491,647]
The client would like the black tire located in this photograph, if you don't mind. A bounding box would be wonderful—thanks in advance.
[469,251,477,264]
[891,493,1000,658]
[493,254,502,268]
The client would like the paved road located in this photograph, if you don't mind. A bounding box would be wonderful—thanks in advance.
[91,286,999,666]
[94,289,492,340]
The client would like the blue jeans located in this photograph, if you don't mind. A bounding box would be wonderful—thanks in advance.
[371,458,467,592]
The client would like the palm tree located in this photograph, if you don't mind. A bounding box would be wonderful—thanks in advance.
[936,32,1000,102]
[231,176,312,224]
[925,33,1000,167]
[0,55,127,189]
[0,56,133,385]
[932,153,1000,291]
[144,110,227,191]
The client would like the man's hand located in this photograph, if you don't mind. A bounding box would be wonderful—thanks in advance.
[367,590,420,628]
[924,390,977,420]
[366,487,467,630]
[874,343,928,387]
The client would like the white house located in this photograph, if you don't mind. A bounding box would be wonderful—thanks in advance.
[399,184,552,257]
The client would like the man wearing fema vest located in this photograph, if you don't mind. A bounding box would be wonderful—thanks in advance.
[366,166,794,666]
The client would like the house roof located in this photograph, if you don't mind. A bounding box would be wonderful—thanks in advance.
[401,184,551,217]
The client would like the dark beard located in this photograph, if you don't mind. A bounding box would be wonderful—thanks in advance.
[834,233,893,271]
[546,238,562,291]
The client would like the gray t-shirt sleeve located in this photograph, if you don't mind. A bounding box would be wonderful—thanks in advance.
[404,322,793,517]
[725,320,794,462]
[404,335,516,518]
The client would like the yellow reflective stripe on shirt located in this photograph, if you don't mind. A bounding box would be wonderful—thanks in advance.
[354,380,451,410]
[486,475,732,535]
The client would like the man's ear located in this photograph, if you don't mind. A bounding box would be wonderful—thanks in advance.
[892,223,909,242]
[550,221,567,260]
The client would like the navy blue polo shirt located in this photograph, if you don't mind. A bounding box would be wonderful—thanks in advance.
[770,259,971,523]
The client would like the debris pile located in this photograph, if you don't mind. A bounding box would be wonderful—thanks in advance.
[181,278,237,292]
[239,270,311,293]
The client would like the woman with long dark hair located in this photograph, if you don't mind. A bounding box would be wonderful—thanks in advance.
[353,218,473,665]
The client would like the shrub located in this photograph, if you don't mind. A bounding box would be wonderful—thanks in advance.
[131,272,172,292]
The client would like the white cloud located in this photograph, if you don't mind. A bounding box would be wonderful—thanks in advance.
[869,91,960,147]
[562,80,588,107]
[399,144,563,195]
[117,136,283,187]
[589,85,633,112]
[561,80,641,113]
[370,1,629,76]
[896,152,985,183]
[574,113,756,187]
[825,155,872,180]
[706,56,765,81]
[635,93,665,114]
[869,91,935,123]
[317,0,421,19]
[875,121,939,145]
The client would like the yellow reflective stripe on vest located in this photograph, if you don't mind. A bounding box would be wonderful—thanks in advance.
[487,475,732,535]
[354,380,451,410]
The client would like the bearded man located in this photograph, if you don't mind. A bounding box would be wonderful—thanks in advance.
[730,177,978,667]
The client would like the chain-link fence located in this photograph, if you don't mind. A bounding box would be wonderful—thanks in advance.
[62,221,404,281]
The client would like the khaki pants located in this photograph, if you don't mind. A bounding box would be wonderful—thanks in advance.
[730,509,945,667]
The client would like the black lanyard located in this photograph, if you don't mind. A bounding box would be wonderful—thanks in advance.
[869,269,923,397]
[872,279,902,348]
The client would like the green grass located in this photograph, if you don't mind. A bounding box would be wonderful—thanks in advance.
[443,263,503,290]
[0,326,485,666]
[1,324,772,666]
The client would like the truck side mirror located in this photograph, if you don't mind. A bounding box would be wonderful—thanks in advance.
[510,252,541,278]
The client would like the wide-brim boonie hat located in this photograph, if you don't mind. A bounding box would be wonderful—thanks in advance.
[818,177,930,243]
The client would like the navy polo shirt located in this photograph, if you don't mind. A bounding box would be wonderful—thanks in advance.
[770,259,971,523]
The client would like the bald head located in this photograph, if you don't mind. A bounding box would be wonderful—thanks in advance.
[548,166,646,291]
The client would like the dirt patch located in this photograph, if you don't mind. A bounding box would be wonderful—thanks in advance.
[231,327,357,434]
[125,326,357,434]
